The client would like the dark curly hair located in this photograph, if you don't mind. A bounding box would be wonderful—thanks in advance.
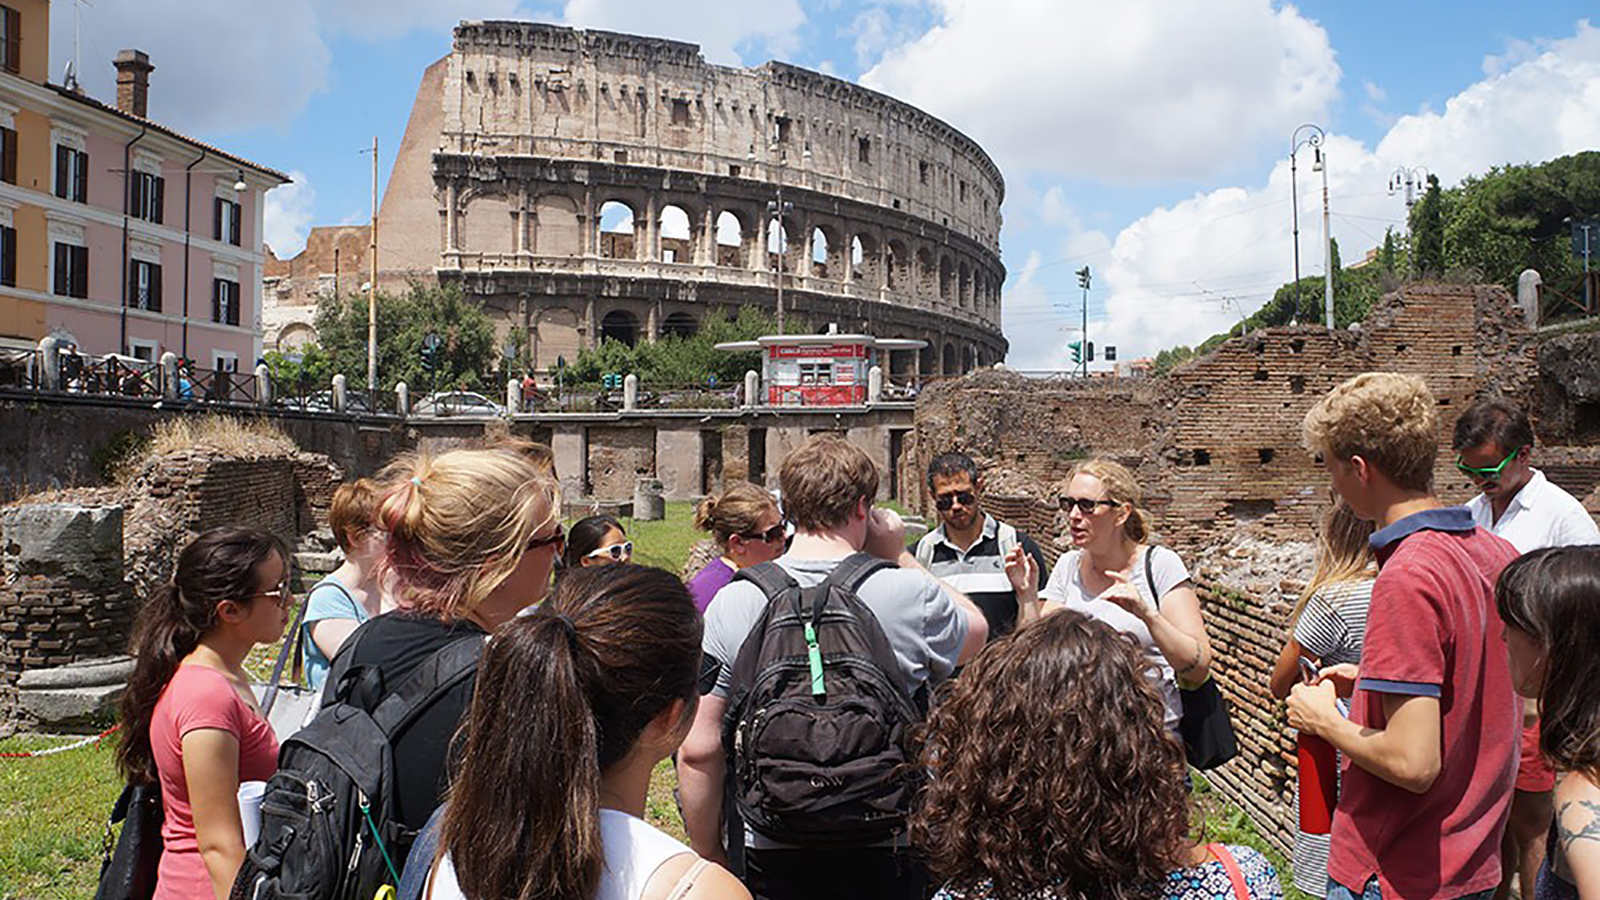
[910,610,1191,900]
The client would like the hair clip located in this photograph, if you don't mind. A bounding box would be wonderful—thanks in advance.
[410,477,423,487]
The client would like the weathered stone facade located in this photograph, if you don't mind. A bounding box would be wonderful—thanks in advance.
[267,22,1008,377]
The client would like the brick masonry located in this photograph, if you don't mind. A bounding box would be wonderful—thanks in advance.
[912,283,1600,852]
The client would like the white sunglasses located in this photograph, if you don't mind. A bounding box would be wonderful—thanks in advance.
[585,541,633,561]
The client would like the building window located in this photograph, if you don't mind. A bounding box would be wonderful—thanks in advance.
[131,171,165,224]
[919,160,929,185]
[213,198,241,246]
[0,224,14,287]
[130,259,162,312]
[53,241,88,298]
[798,361,833,385]
[959,180,967,202]
[858,137,871,164]
[671,98,690,126]
[55,145,88,202]
[0,126,15,185]
[0,6,19,76]
[775,116,792,144]
[128,339,158,363]
[214,352,238,373]
[212,277,240,326]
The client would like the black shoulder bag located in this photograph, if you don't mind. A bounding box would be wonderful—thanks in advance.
[92,779,164,900]
[1146,546,1238,770]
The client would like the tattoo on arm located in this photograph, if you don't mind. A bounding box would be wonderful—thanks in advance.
[1557,799,1600,855]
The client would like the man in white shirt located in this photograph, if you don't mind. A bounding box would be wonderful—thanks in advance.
[1452,397,1600,900]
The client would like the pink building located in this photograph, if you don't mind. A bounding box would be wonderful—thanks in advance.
[0,0,288,373]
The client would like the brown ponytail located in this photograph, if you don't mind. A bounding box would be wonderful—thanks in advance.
[116,527,287,784]
[694,482,779,549]
[440,564,702,900]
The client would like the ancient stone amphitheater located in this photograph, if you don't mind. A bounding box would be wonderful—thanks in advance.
[271,21,1009,379]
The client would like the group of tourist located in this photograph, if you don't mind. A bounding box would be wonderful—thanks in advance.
[112,373,1600,900]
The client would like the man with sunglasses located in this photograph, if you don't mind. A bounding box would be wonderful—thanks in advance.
[1453,398,1599,900]
[914,452,1048,639]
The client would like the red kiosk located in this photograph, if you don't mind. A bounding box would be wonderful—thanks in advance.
[716,332,927,407]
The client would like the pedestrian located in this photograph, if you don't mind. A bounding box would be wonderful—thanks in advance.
[686,483,786,613]
[115,527,292,900]
[1039,459,1212,732]
[1493,545,1600,900]
[1453,399,1600,900]
[301,479,396,690]
[912,609,1283,900]
[913,451,1048,639]
[565,515,632,568]
[421,565,750,900]
[1289,372,1521,900]
[1269,500,1376,898]
[678,435,990,900]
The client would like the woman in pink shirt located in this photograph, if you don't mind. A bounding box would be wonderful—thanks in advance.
[115,527,291,900]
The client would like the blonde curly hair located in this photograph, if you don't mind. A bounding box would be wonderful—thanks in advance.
[1302,372,1438,492]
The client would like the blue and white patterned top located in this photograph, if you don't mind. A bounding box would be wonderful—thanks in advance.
[932,844,1283,900]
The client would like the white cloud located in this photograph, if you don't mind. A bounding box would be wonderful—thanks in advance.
[264,171,317,258]
[1011,19,1600,370]
[46,0,527,135]
[561,0,805,66]
[859,0,1341,180]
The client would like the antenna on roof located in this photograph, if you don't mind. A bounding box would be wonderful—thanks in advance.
[64,0,91,92]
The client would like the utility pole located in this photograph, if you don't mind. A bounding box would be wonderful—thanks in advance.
[1077,266,1092,378]
[1319,146,1333,329]
[1290,124,1325,325]
[773,180,786,335]
[366,137,378,397]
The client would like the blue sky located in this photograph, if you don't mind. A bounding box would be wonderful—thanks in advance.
[50,1,1600,368]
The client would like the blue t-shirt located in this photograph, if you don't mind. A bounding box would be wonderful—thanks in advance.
[301,575,370,689]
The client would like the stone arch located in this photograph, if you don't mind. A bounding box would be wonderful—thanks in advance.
[918,343,936,377]
[916,247,936,297]
[277,322,316,353]
[851,232,881,285]
[886,239,909,291]
[962,344,976,373]
[600,309,639,346]
[533,306,583,370]
[958,261,972,309]
[598,200,637,260]
[939,255,955,302]
[715,210,746,267]
[658,204,692,264]
[942,341,959,375]
[767,219,799,272]
[660,312,698,338]
[461,193,514,256]
[533,193,581,257]
[810,224,841,279]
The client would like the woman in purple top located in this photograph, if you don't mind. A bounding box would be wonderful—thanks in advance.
[685,484,786,613]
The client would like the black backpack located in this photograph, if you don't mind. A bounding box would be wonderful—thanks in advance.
[230,629,484,900]
[721,553,923,849]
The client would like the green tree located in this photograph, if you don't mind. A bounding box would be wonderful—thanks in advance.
[566,306,785,387]
[300,283,496,394]
[1377,227,1400,274]
[1411,174,1445,275]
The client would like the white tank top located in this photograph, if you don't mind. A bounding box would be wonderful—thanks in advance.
[427,809,696,900]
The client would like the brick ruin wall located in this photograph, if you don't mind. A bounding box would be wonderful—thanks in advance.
[913,284,1600,853]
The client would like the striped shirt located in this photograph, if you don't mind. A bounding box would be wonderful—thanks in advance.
[916,514,1046,639]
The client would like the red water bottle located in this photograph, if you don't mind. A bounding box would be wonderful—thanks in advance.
[1297,732,1338,834]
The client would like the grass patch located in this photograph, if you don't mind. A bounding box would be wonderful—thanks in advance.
[0,735,123,900]
[142,416,298,465]
[607,501,705,576]
[1191,772,1311,900]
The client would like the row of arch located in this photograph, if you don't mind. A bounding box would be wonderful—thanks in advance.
[446,184,1004,323]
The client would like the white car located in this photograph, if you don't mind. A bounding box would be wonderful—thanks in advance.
[413,391,504,417]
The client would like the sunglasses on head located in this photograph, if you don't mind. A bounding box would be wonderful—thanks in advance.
[1058,496,1119,514]
[526,523,566,553]
[737,522,787,543]
[586,541,633,561]
[933,490,976,511]
[1456,446,1522,481]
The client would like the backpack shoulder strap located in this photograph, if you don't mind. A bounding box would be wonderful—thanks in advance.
[321,617,381,708]
[1207,843,1252,900]
[732,560,799,603]
[822,552,895,596]
[371,634,487,736]
[1143,544,1161,607]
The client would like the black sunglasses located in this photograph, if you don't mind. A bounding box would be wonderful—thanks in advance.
[737,522,787,543]
[933,490,976,511]
[1058,496,1119,514]
[527,523,566,553]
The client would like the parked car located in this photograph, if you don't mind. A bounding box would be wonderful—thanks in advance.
[291,390,372,413]
[413,391,504,417]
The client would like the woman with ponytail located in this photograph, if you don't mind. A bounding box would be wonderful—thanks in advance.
[116,527,291,900]
[335,447,561,843]
[1039,459,1212,732]
[685,483,785,613]
[426,564,749,900]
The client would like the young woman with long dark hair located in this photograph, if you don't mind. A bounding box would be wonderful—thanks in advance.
[425,564,749,900]
[1495,545,1600,900]
[564,514,632,568]
[912,610,1282,900]
[116,527,291,900]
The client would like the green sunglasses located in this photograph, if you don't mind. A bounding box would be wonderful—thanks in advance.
[1455,446,1522,481]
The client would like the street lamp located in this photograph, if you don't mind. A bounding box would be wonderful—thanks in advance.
[1290,124,1331,327]
[761,141,810,335]
[1387,166,1430,272]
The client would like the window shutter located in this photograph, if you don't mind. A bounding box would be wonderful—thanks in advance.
[230,201,241,246]
[2,128,15,184]
[72,246,87,298]
[211,278,221,322]
[229,282,240,325]
[213,198,223,240]
[1,227,15,287]
[128,261,138,308]
[73,151,86,202]
[54,145,67,197]
[152,176,165,224]
[4,8,19,75]
[150,263,161,312]
[130,173,144,218]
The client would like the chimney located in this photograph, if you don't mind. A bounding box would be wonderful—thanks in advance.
[113,50,153,118]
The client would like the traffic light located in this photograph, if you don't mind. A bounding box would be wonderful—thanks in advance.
[602,372,623,389]
[420,343,438,373]
[1076,266,1092,290]
[1086,341,1095,363]
[1105,345,1117,361]
[1068,341,1082,364]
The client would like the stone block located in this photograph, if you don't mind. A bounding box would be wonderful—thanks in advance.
[1,504,124,580]
[654,429,703,501]
[18,682,124,731]
[17,655,133,689]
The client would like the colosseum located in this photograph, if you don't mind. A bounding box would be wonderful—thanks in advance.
[266,21,1008,379]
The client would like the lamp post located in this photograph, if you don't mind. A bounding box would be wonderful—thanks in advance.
[756,142,809,335]
[1290,124,1326,326]
[1387,165,1430,271]
[360,137,379,400]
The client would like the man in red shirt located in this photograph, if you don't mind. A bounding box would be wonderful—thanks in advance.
[1289,373,1521,900]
